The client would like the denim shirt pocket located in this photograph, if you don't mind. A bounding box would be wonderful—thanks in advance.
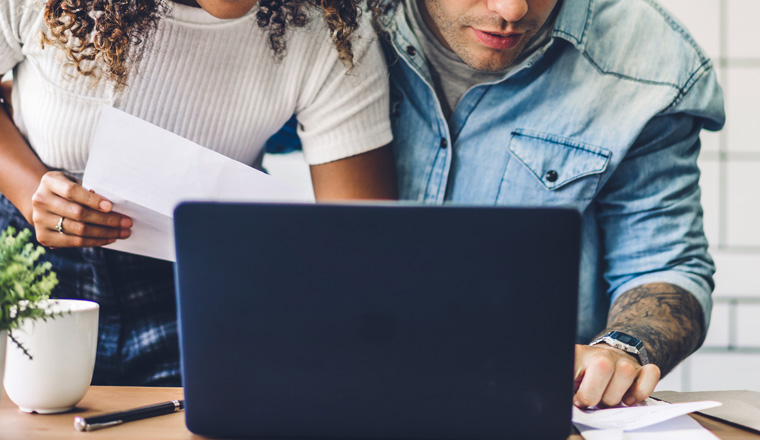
[498,129,611,205]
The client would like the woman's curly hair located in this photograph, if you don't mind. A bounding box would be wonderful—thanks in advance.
[41,0,364,89]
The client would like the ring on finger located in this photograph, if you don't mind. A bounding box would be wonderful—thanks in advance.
[55,216,65,234]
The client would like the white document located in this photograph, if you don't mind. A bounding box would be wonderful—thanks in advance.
[575,414,719,440]
[82,106,312,261]
[572,399,721,431]
[653,390,760,433]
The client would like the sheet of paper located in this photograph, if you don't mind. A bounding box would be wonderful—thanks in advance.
[575,414,719,440]
[653,390,760,433]
[83,106,312,261]
[572,399,721,431]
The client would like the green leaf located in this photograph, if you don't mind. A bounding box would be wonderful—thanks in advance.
[0,227,60,358]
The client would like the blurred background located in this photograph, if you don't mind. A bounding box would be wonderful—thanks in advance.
[649,0,760,393]
[263,0,760,392]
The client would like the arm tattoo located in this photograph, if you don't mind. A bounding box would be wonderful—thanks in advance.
[595,283,705,376]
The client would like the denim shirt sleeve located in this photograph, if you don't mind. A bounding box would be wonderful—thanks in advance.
[595,70,723,330]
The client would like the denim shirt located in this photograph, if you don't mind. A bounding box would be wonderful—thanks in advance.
[382,0,726,343]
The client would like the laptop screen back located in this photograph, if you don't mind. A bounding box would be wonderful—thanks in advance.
[174,203,581,439]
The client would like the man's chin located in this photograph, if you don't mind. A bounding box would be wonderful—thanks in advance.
[455,47,519,72]
[462,56,514,72]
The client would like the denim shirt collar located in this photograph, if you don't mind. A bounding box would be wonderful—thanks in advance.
[553,0,593,50]
[385,2,431,80]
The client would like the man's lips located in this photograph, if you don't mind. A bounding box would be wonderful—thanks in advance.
[471,29,524,50]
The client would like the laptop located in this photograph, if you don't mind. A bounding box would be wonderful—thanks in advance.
[174,202,581,439]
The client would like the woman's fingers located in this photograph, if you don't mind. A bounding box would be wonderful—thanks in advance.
[35,214,118,248]
[41,211,130,239]
[41,171,113,213]
[34,211,129,248]
[37,191,130,229]
[31,171,132,248]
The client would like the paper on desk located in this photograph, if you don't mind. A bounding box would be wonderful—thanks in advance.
[82,106,312,261]
[653,390,760,433]
[572,399,721,431]
[575,414,719,440]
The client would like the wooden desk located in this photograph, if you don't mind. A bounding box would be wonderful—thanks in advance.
[1,387,758,439]
[1,387,189,440]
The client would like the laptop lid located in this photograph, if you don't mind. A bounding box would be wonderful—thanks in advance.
[174,203,581,440]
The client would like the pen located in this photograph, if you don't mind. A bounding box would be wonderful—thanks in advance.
[74,399,185,431]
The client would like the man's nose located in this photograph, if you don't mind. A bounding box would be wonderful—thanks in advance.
[486,0,529,22]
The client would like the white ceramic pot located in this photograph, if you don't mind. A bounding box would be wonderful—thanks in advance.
[3,299,99,414]
[0,329,6,403]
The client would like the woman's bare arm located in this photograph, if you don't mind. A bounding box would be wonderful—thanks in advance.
[0,81,130,247]
[309,145,397,201]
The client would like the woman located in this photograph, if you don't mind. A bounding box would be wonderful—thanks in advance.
[0,0,395,385]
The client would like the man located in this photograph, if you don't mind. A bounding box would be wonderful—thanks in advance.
[375,0,723,409]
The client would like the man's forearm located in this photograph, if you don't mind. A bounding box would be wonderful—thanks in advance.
[597,282,705,376]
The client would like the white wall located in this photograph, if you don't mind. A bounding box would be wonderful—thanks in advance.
[261,152,314,200]
[264,0,760,392]
[655,0,760,392]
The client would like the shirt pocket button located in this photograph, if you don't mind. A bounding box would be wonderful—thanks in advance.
[545,170,559,183]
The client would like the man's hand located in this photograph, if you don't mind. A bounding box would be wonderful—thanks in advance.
[573,344,660,408]
[572,282,705,409]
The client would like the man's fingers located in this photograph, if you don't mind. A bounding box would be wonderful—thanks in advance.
[574,355,615,408]
[574,344,660,409]
[42,171,113,212]
[599,358,639,407]
[623,364,661,405]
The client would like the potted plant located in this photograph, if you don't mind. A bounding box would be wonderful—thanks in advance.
[0,226,59,391]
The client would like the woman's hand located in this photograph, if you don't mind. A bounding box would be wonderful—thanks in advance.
[31,171,132,248]
[0,81,127,249]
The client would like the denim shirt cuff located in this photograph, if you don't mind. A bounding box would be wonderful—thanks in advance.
[610,271,713,331]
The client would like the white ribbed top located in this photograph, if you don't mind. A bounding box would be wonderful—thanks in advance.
[0,0,392,176]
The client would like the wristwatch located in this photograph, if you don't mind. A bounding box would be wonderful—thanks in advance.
[590,331,650,365]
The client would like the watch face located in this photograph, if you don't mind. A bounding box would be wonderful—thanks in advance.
[615,333,636,345]
[611,331,643,350]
